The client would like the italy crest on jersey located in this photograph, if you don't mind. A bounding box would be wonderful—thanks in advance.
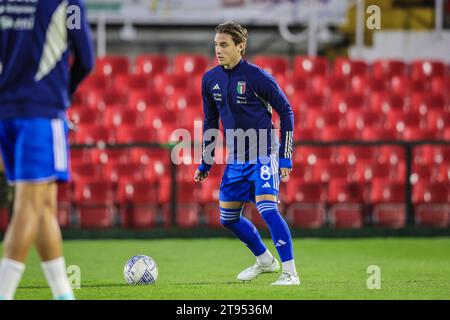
[237,81,246,95]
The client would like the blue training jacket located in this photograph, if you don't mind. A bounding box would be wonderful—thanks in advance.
[199,59,294,170]
[0,0,94,119]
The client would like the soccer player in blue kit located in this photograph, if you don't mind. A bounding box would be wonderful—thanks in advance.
[0,0,94,299]
[194,22,300,285]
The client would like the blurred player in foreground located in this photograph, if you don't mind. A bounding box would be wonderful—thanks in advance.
[0,0,94,299]
[194,22,299,285]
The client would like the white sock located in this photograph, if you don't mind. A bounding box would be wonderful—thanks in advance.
[0,258,26,300]
[256,250,274,266]
[41,257,74,300]
[282,259,297,276]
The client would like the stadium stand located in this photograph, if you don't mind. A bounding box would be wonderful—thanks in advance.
[65,55,449,229]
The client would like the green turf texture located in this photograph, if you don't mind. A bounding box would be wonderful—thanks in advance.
[3,238,450,300]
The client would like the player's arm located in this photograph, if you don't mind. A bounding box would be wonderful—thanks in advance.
[67,0,95,96]
[194,75,220,182]
[253,70,294,177]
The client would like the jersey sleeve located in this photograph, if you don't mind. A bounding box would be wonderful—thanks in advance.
[253,69,294,168]
[198,74,220,172]
[67,0,95,95]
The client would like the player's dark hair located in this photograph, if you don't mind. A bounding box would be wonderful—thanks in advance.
[215,22,248,55]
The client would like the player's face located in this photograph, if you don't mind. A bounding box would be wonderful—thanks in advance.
[214,33,244,68]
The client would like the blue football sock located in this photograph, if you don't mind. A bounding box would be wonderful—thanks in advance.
[256,200,294,262]
[220,207,267,256]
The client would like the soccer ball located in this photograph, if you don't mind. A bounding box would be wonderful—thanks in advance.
[123,255,158,285]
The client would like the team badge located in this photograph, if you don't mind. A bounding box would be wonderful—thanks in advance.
[237,81,246,95]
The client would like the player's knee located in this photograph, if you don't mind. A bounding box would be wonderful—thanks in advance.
[219,207,242,227]
[256,200,278,217]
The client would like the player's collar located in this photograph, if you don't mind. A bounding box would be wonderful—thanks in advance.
[222,58,245,73]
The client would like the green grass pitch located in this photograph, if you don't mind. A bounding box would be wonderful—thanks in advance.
[3,238,450,300]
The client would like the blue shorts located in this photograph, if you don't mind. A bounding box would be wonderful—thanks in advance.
[219,155,280,203]
[0,118,70,184]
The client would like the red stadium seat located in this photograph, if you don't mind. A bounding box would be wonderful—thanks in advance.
[113,74,151,95]
[67,107,103,126]
[329,92,366,113]
[116,180,159,228]
[174,54,209,76]
[284,180,326,228]
[71,162,106,182]
[0,208,9,231]
[402,128,437,142]
[361,127,398,141]
[165,90,202,111]
[411,60,446,80]
[91,148,131,167]
[430,76,450,96]
[96,56,130,77]
[350,76,386,95]
[372,60,407,79]
[134,55,169,76]
[278,75,308,98]
[252,55,289,77]
[128,90,163,112]
[389,76,426,95]
[410,93,446,116]
[328,181,365,229]
[321,127,356,142]
[346,110,384,131]
[104,108,143,128]
[153,74,189,96]
[70,149,93,166]
[115,126,158,144]
[203,202,222,228]
[310,75,347,95]
[104,161,150,183]
[333,58,368,78]
[293,56,328,77]
[413,183,450,227]
[295,92,325,113]
[427,110,450,135]
[370,180,406,228]
[74,181,115,228]
[86,88,127,111]
[75,124,116,145]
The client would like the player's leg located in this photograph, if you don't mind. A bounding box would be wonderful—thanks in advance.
[253,157,299,285]
[34,182,74,300]
[0,120,27,300]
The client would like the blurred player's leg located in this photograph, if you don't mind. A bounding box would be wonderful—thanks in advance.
[0,183,44,299]
[35,182,74,300]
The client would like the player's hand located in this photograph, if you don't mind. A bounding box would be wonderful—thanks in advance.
[280,168,292,181]
[194,169,209,182]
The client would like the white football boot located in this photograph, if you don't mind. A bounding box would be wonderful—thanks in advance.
[271,272,300,285]
[237,258,280,281]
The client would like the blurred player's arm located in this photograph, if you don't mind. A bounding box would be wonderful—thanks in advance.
[253,70,294,178]
[68,0,95,96]
[194,75,219,182]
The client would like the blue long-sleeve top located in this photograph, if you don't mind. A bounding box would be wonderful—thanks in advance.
[199,59,294,171]
[0,0,94,119]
